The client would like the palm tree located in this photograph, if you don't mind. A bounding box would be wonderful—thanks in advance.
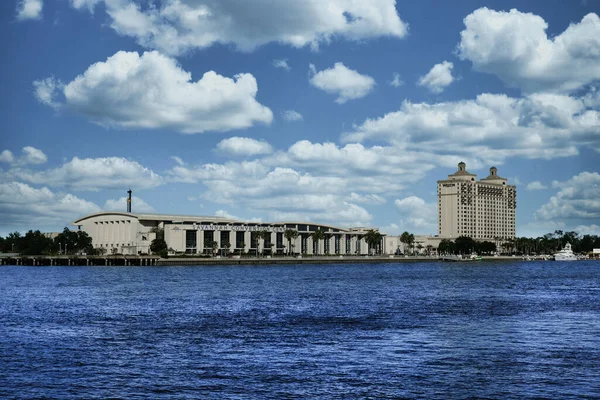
[416,244,424,255]
[426,244,433,256]
[257,230,271,256]
[400,231,413,254]
[363,229,382,255]
[310,228,325,255]
[284,229,299,256]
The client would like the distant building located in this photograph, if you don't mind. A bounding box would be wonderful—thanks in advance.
[72,212,384,256]
[437,162,516,241]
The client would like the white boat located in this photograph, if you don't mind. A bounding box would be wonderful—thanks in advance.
[554,243,577,261]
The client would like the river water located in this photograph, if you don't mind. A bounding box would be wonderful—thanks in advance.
[1,261,599,399]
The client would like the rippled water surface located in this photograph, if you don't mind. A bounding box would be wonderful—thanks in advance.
[1,262,600,399]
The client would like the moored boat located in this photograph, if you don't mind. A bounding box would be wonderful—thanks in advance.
[553,243,577,261]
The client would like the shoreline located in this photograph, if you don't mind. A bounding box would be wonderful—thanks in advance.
[0,254,544,267]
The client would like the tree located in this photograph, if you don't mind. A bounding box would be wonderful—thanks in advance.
[6,232,23,253]
[257,230,271,256]
[211,241,219,256]
[438,239,455,255]
[54,228,90,255]
[416,244,424,255]
[455,236,476,254]
[310,228,325,255]
[20,230,53,255]
[400,232,415,255]
[363,229,383,255]
[150,237,168,254]
[426,244,434,256]
[284,229,299,256]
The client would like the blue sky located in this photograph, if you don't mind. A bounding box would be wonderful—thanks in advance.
[1,0,599,238]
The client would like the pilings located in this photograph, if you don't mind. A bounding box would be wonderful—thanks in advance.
[0,255,160,266]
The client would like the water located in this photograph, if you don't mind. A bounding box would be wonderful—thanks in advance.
[1,261,599,399]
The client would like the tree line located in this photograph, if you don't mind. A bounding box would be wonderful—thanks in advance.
[436,230,600,255]
[0,228,94,256]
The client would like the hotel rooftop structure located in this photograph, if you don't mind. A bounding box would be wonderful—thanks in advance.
[437,162,516,241]
[72,212,384,256]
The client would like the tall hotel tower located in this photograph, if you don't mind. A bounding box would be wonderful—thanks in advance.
[437,162,516,240]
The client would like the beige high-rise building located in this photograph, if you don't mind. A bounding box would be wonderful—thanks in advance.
[437,162,516,240]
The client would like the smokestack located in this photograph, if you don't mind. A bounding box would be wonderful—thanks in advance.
[127,189,132,213]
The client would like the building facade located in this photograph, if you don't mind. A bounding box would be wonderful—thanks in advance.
[437,162,516,241]
[72,212,385,256]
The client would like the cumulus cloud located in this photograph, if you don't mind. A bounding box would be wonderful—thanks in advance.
[526,181,548,191]
[164,139,439,227]
[273,59,291,71]
[34,51,273,134]
[8,157,163,191]
[343,92,600,165]
[390,73,404,88]
[417,61,454,93]
[535,172,600,220]
[0,182,100,229]
[0,147,47,166]
[458,8,600,93]
[394,196,437,234]
[16,0,43,21]
[0,150,15,164]
[216,137,273,156]
[282,110,303,122]
[104,196,155,213]
[70,0,408,55]
[309,62,376,104]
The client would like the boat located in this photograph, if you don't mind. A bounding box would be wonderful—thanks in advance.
[553,243,577,261]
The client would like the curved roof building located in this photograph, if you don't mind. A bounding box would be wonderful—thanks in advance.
[73,212,384,256]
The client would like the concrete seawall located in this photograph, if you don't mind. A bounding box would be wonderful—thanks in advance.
[0,254,528,267]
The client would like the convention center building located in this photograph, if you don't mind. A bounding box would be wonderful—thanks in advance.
[72,212,386,256]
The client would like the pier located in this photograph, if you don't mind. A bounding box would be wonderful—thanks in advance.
[0,255,160,266]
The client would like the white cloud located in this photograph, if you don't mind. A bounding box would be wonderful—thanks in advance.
[390,73,404,88]
[343,92,600,165]
[282,110,303,122]
[34,50,273,134]
[69,0,101,12]
[171,156,185,166]
[536,172,600,220]
[70,0,408,55]
[216,137,273,157]
[21,147,48,165]
[458,8,600,93]
[104,196,155,213]
[0,182,100,228]
[33,77,63,109]
[165,139,439,228]
[8,157,163,191]
[309,62,376,104]
[573,224,600,236]
[273,59,291,71]
[16,0,43,21]
[417,61,454,93]
[348,192,386,204]
[0,150,15,164]
[394,196,437,234]
[214,210,262,222]
[0,147,47,166]
[526,181,548,191]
